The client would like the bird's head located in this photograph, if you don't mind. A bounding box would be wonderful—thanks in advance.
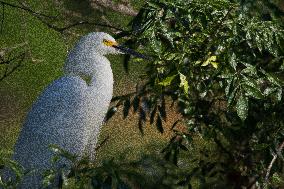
[83,32,149,59]
[88,32,120,55]
[64,32,150,77]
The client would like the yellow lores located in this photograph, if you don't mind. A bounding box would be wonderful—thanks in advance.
[103,39,118,47]
[103,39,151,60]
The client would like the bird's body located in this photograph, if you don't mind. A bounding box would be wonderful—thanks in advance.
[10,32,127,188]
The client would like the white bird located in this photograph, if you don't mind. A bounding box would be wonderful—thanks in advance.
[9,32,147,188]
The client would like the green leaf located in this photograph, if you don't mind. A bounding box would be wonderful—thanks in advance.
[211,62,218,69]
[150,105,157,124]
[5,159,24,181]
[275,88,282,101]
[123,98,131,119]
[179,72,189,96]
[173,148,178,165]
[179,144,188,151]
[171,120,181,130]
[225,76,234,97]
[158,74,177,86]
[156,114,164,133]
[255,34,263,52]
[254,143,270,151]
[150,35,162,53]
[242,84,263,99]
[105,107,118,122]
[148,2,161,9]
[158,23,174,48]
[123,54,131,73]
[236,93,248,121]
[158,105,167,121]
[132,96,140,113]
[43,169,56,187]
[229,53,237,70]
[240,63,257,76]
[48,144,77,162]
[228,87,238,106]
[138,108,146,134]
[201,55,217,67]
[262,71,282,87]
[264,87,277,96]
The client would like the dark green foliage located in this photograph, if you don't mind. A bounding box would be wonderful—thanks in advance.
[108,0,284,188]
[132,95,140,113]
[0,150,25,188]
[105,107,118,122]
[123,97,131,119]
[138,107,146,134]
[40,145,192,189]
[156,114,163,133]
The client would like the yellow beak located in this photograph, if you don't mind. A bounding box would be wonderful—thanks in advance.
[103,39,151,60]
[103,39,118,47]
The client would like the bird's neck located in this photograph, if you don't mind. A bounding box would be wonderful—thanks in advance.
[89,58,114,92]
[64,51,114,87]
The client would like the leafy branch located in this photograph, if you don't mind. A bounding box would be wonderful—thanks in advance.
[263,140,284,188]
[39,20,126,34]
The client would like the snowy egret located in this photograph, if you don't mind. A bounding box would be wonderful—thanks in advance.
[10,32,147,188]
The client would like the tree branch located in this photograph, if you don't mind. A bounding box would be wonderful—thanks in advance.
[0,0,54,18]
[39,20,126,34]
[0,1,126,34]
[263,140,284,187]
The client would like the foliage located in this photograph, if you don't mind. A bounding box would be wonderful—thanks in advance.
[107,0,284,188]
[1,0,284,188]
[42,145,189,189]
[0,150,25,188]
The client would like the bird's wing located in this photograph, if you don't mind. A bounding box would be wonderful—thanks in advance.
[15,75,90,155]
[11,76,91,188]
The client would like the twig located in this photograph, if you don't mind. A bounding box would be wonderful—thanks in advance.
[0,0,54,19]
[94,135,110,151]
[20,7,125,33]
[263,140,284,187]
[0,0,126,34]
[59,21,125,32]
[37,19,126,34]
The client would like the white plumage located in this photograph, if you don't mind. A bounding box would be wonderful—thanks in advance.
[9,32,139,188]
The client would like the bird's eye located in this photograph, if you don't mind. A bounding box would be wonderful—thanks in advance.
[103,39,118,47]
[103,39,110,46]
